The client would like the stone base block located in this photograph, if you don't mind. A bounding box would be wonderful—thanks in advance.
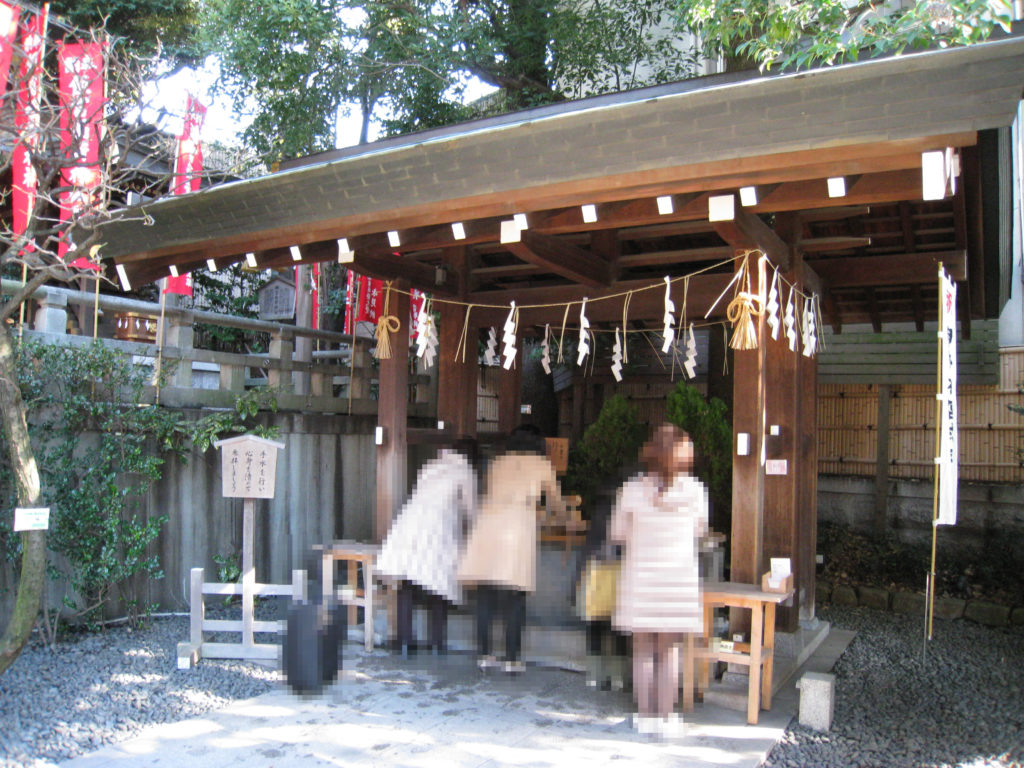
[932,597,966,620]
[831,584,858,607]
[963,601,1011,627]
[857,586,890,611]
[797,671,835,731]
[891,591,926,615]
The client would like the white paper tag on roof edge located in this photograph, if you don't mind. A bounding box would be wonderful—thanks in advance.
[14,507,50,531]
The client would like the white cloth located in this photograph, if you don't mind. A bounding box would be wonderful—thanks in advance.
[610,473,708,634]
[375,451,478,604]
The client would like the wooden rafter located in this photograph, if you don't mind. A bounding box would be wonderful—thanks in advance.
[504,230,612,289]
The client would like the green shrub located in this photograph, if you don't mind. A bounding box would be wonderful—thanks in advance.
[564,394,646,514]
[665,380,732,517]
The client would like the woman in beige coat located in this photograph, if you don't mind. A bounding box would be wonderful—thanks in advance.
[458,429,566,672]
[610,423,708,736]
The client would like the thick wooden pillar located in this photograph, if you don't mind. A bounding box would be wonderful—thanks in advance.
[437,302,478,438]
[730,261,768,591]
[763,300,800,632]
[796,345,818,622]
[375,282,410,543]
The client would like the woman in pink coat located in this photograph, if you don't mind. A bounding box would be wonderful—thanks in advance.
[610,423,708,736]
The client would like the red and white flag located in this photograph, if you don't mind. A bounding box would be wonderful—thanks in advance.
[164,95,206,295]
[11,4,48,250]
[58,40,106,269]
[0,2,21,100]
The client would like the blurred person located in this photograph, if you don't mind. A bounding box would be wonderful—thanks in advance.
[573,470,633,691]
[375,441,478,657]
[610,423,708,737]
[458,427,567,673]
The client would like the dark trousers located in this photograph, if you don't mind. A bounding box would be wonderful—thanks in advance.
[586,619,629,657]
[475,585,526,661]
[396,580,449,652]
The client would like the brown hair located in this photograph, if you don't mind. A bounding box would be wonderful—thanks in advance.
[641,423,691,474]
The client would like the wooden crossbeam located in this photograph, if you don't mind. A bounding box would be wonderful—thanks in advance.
[712,208,792,270]
[808,250,966,287]
[505,230,612,288]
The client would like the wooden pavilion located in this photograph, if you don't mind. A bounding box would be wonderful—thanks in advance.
[96,35,1024,632]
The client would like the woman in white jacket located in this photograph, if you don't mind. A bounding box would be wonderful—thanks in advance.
[375,445,478,656]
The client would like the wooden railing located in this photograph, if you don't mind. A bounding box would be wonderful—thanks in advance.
[4,280,433,417]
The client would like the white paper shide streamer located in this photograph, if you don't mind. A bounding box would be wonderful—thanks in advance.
[502,302,517,370]
[766,269,781,340]
[484,327,498,366]
[661,276,676,353]
[783,288,798,352]
[414,299,437,368]
[540,323,552,375]
[802,295,818,358]
[683,323,698,379]
[577,299,591,366]
[611,327,623,382]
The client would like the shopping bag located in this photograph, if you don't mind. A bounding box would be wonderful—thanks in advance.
[578,558,620,620]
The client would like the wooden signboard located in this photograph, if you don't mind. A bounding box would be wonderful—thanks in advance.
[257,275,296,321]
[214,435,285,499]
[545,437,569,474]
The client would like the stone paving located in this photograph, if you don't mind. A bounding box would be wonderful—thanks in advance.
[58,643,818,768]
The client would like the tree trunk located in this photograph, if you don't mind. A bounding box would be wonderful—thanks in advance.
[0,322,46,676]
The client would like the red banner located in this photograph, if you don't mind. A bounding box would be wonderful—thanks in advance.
[11,5,48,249]
[341,271,424,340]
[164,96,206,294]
[343,269,357,334]
[58,40,106,269]
[172,94,206,195]
[0,2,20,99]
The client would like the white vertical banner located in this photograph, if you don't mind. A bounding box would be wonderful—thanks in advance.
[937,267,958,525]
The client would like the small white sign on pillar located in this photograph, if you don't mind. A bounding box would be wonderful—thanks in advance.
[13,507,50,531]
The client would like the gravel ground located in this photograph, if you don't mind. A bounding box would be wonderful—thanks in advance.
[764,606,1024,768]
[0,613,278,768]
[1,606,1021,768]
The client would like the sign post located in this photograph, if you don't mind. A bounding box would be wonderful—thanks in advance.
[178,435,305,669]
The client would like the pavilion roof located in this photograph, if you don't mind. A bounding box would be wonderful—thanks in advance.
[98,33,1024,331]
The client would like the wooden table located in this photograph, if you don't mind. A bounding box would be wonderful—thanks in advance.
[693,581,794,724]
[314,540,380,651]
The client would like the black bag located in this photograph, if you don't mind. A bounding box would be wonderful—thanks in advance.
[283,598,345,695]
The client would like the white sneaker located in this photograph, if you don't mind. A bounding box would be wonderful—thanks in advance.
[502,659,526,674]
[477,654,498,670]
[657,714,686,739]
[632,714,657,735]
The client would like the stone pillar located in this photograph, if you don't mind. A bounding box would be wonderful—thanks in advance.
[33,289,68,334]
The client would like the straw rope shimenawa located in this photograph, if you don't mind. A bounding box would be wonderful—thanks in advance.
[369,250,815,355]
[726,251,764,351]
[372,282,401,359]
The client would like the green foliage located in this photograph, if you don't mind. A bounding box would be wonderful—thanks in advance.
[0,341,278,624]
[665,380,731,512]
[189,264,268,353]
[564,394,647,513]
[201,0,698,160]
[51,0,202,68]
[676,0,1012,72]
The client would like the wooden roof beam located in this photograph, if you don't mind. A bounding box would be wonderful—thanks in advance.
[712,208,792,269]
[808,250,966,288]
[505,230,612,289]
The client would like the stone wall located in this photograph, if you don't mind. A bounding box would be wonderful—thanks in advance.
[818,475,1024,553]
